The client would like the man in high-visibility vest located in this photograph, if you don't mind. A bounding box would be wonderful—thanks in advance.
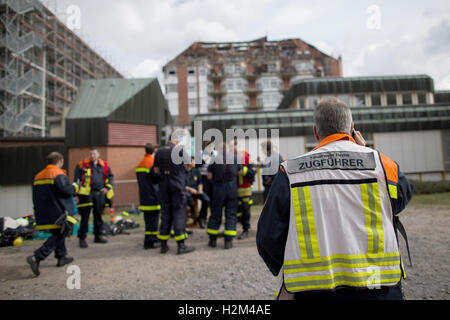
[231,141,256,240]
[136,143,160,249]
[257,98,413,300]
[27,152,78,276]
[74,147,114,248]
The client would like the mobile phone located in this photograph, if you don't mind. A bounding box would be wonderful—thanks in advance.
[352,129,357,139]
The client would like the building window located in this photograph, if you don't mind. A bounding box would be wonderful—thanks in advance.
[295,61,312,73]
[299,97,306,109]
[386,93,397,105]
[188,83,197,92]
[168,69,176,76]
[188,68,196,75]
[208,98,215,110]
[257,77,281,90]
[417,92,427,104]
[307,95,320,109]
[337,94,351,107]
[166,84,178,93]
[268,63,278,73]
[402,93,412,105]
[225,64,243,75]
[371,94,381,106]
[189,98,198,109]
[354,94,366,107]
[198,68,206,76]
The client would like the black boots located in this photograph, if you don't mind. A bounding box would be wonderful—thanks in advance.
[94,235,108,244]
[57,256,74,267]
[79,239,88,248]
[160,241,169,254]
[80,235,108,247]
[144,239,160,250]
[161,240,195,255]
[209,237,232,249]
[177,241,195,255]
[27,255,74,276]
[208,238,217,248]
[224,239,233,250]
[27,255,40,276]
[238,230,249,240]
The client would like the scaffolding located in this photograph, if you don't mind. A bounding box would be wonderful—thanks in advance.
[0,0,123,137]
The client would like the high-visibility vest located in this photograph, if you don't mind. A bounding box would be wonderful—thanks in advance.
[238,150,253,198]
[276,139,402,296]
[78,158,114,199]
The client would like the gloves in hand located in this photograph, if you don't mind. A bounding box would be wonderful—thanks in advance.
[55,212,78,238]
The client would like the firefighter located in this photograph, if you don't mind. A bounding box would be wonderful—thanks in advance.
[153,132,195,255]
[260,140,285,203]
[257,98,414,300]
[206,142,242,249]
[74,147,114,248]
[197,141,216,229]
[136,143,161,249]
[185,157,209,225]
[231,141,256,240]
[27,152,78,276]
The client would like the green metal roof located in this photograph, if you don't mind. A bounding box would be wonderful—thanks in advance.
[67,78,156,119]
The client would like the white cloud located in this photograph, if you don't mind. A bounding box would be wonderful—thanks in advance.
[129,58,163,79]
[112,2,146,34]
[52,0,450,90]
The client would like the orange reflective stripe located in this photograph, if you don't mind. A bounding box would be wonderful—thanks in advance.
[312,134,356,152]
[379,153,398,183]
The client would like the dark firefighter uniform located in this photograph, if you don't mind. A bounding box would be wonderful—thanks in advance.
[74,158,114,241]
[32,165,78,261]
[261,151,285,202]
[256,133,414,300]
[154,142,191,247]
[207,151,242,247]
[136,153,161,249]
[237,150,256,236]
[185,165,202,219]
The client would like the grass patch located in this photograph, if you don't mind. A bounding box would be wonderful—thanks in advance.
[410,180,450,194]
[409,192,450,207]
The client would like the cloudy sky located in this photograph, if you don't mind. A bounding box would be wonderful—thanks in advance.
[44,0,450,89]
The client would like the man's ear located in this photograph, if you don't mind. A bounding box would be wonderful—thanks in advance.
[313,126,320,141]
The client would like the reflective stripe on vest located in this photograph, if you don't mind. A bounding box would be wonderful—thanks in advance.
[279,140,402,294]
[136,167,150,173]
[140,205,161,211]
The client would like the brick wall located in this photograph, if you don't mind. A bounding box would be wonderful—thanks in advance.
[68,146,147,206]
[177,66,189,125]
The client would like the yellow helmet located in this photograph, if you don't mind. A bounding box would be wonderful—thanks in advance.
[13,237,23,246]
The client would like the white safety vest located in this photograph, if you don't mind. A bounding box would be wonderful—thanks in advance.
[276,140,402,297]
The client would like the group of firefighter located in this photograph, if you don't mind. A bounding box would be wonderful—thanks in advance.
[27,134,283,275]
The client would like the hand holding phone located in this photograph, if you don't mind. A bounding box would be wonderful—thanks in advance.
[353,129,366,146]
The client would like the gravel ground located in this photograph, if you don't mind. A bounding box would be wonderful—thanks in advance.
[0,204,448,300]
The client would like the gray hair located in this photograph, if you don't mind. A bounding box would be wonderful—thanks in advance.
[314,98,352,139]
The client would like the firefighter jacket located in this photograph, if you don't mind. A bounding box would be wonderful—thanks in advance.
[256,133,414,297]
[237,150,256,198]
[33,165,78,230]
[136,154,160,211]
[74,158,114,199]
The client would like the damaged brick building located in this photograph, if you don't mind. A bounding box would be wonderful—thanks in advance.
[163,36,343,125]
